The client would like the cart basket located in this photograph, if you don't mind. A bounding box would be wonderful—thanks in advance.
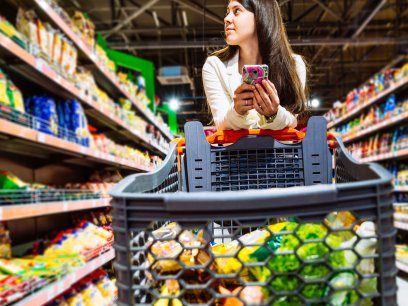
[110,116,397,306]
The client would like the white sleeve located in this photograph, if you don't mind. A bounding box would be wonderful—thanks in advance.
[258,105,297,130]
[202,58,256,130]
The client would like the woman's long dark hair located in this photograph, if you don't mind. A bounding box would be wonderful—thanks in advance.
[212,0,308,115]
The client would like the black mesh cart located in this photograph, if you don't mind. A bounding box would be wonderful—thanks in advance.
[110,117,397,306]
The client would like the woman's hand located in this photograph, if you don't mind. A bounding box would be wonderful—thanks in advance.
[233,83,256,115]
[253,80,280,117]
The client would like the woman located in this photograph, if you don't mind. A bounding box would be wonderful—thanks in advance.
[202,0,308,130]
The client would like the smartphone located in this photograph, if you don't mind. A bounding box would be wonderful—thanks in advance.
[242,64,269,85]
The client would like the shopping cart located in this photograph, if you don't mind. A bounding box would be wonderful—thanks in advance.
[110,116,397,306]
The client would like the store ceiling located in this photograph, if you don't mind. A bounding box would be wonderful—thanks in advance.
[62,0,407,128]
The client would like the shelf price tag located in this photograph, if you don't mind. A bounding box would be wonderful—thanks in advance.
[38,133,45,143]
[35,59,44,72]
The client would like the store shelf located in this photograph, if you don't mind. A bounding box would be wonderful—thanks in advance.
[395,186,408,192]
[33,0,173,141]
[14,248,115,306]
[0,33,167,156]
[359,148,408,163]
[0,198,110,221]
[0,118,151,172]
[343,111,408,144]
[395,221,408,231]
[328,75,408,129]
[396,260,408,274]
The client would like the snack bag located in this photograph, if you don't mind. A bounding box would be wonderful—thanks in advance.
[36,19,48,56]
[0,223,11,259]
[65,290,85,306]
[0,171,28,189]
[79,283,107,306]
[8,81,25,113]
[0,69,10,107]
[16,9,37,45]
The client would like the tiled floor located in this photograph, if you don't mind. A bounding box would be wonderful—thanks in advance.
[398,277,408,305]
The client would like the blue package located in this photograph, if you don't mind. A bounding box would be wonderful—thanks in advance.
[30,95,58,136]
[70,99,89,147]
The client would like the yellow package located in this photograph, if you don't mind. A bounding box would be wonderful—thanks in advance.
[95,276,116,301]
[66,292,84,306]
[52,32,62,65]
[16,9,37,44]
[9,82,25,113]
[59,38,69,69]
[36,19,48,56]
[44,23,54,61]
[80,284,107,306]
[0,70,10,106]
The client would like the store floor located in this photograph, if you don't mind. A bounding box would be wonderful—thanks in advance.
[398,276,408,304]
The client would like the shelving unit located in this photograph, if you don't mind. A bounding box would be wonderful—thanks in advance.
[0,117,151,171]
[0,33,168,156]
[0,0,173,304]
[13,248,115,306]
[0,198,110,221]
[31,0,173,141]
[327,75,408,129]
[342,111,408,144]
[326,60,408,292]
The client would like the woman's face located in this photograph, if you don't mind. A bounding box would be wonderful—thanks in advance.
[224,1,257,46]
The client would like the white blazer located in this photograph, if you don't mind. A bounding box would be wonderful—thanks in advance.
[202,51,307,130]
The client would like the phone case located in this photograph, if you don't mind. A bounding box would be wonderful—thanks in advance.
[242,64,269,85]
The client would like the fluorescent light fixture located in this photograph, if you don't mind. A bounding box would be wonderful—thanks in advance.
[169,99,180,111]
[182,10,188,27]
[152,11,160,28]
[310,98,320,108]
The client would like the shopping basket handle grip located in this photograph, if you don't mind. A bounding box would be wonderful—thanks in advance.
[206,128,305,144]
[174,128,337,148]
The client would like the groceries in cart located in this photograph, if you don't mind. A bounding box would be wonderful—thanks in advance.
[141,212,378,306]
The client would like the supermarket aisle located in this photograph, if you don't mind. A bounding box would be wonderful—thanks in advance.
[398,277,408,305]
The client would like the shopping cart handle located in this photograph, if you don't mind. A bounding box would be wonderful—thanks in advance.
[174,128,337,150]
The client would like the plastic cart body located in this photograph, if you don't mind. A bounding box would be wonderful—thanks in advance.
[111,117,397,306]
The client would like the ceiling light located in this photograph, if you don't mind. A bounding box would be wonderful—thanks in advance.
[310,98,320,108]
[169,99,180,111]
[152,11,160,28]
[182,10,188,27]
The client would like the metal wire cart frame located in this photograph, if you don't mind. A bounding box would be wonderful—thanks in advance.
[111,117,397,306]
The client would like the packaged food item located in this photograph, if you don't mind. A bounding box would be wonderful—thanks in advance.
[16,9,38,47]
[71,11,95,48]
[0,171,28,189]
[79,283,107,306]
[30,95,59,136]
[8,81,25,113]
[0,72,10,108]
[93,273,116,301]
[65,290,85,306]
[70,99,90,147]
[0,223,11,259]
[0,16,26,48]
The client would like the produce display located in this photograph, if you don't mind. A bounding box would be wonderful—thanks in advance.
[346,127,408,160]
[144,213,378,306]
[325,62,408,123]
[331,95,408,136]
[47,268,116,306]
